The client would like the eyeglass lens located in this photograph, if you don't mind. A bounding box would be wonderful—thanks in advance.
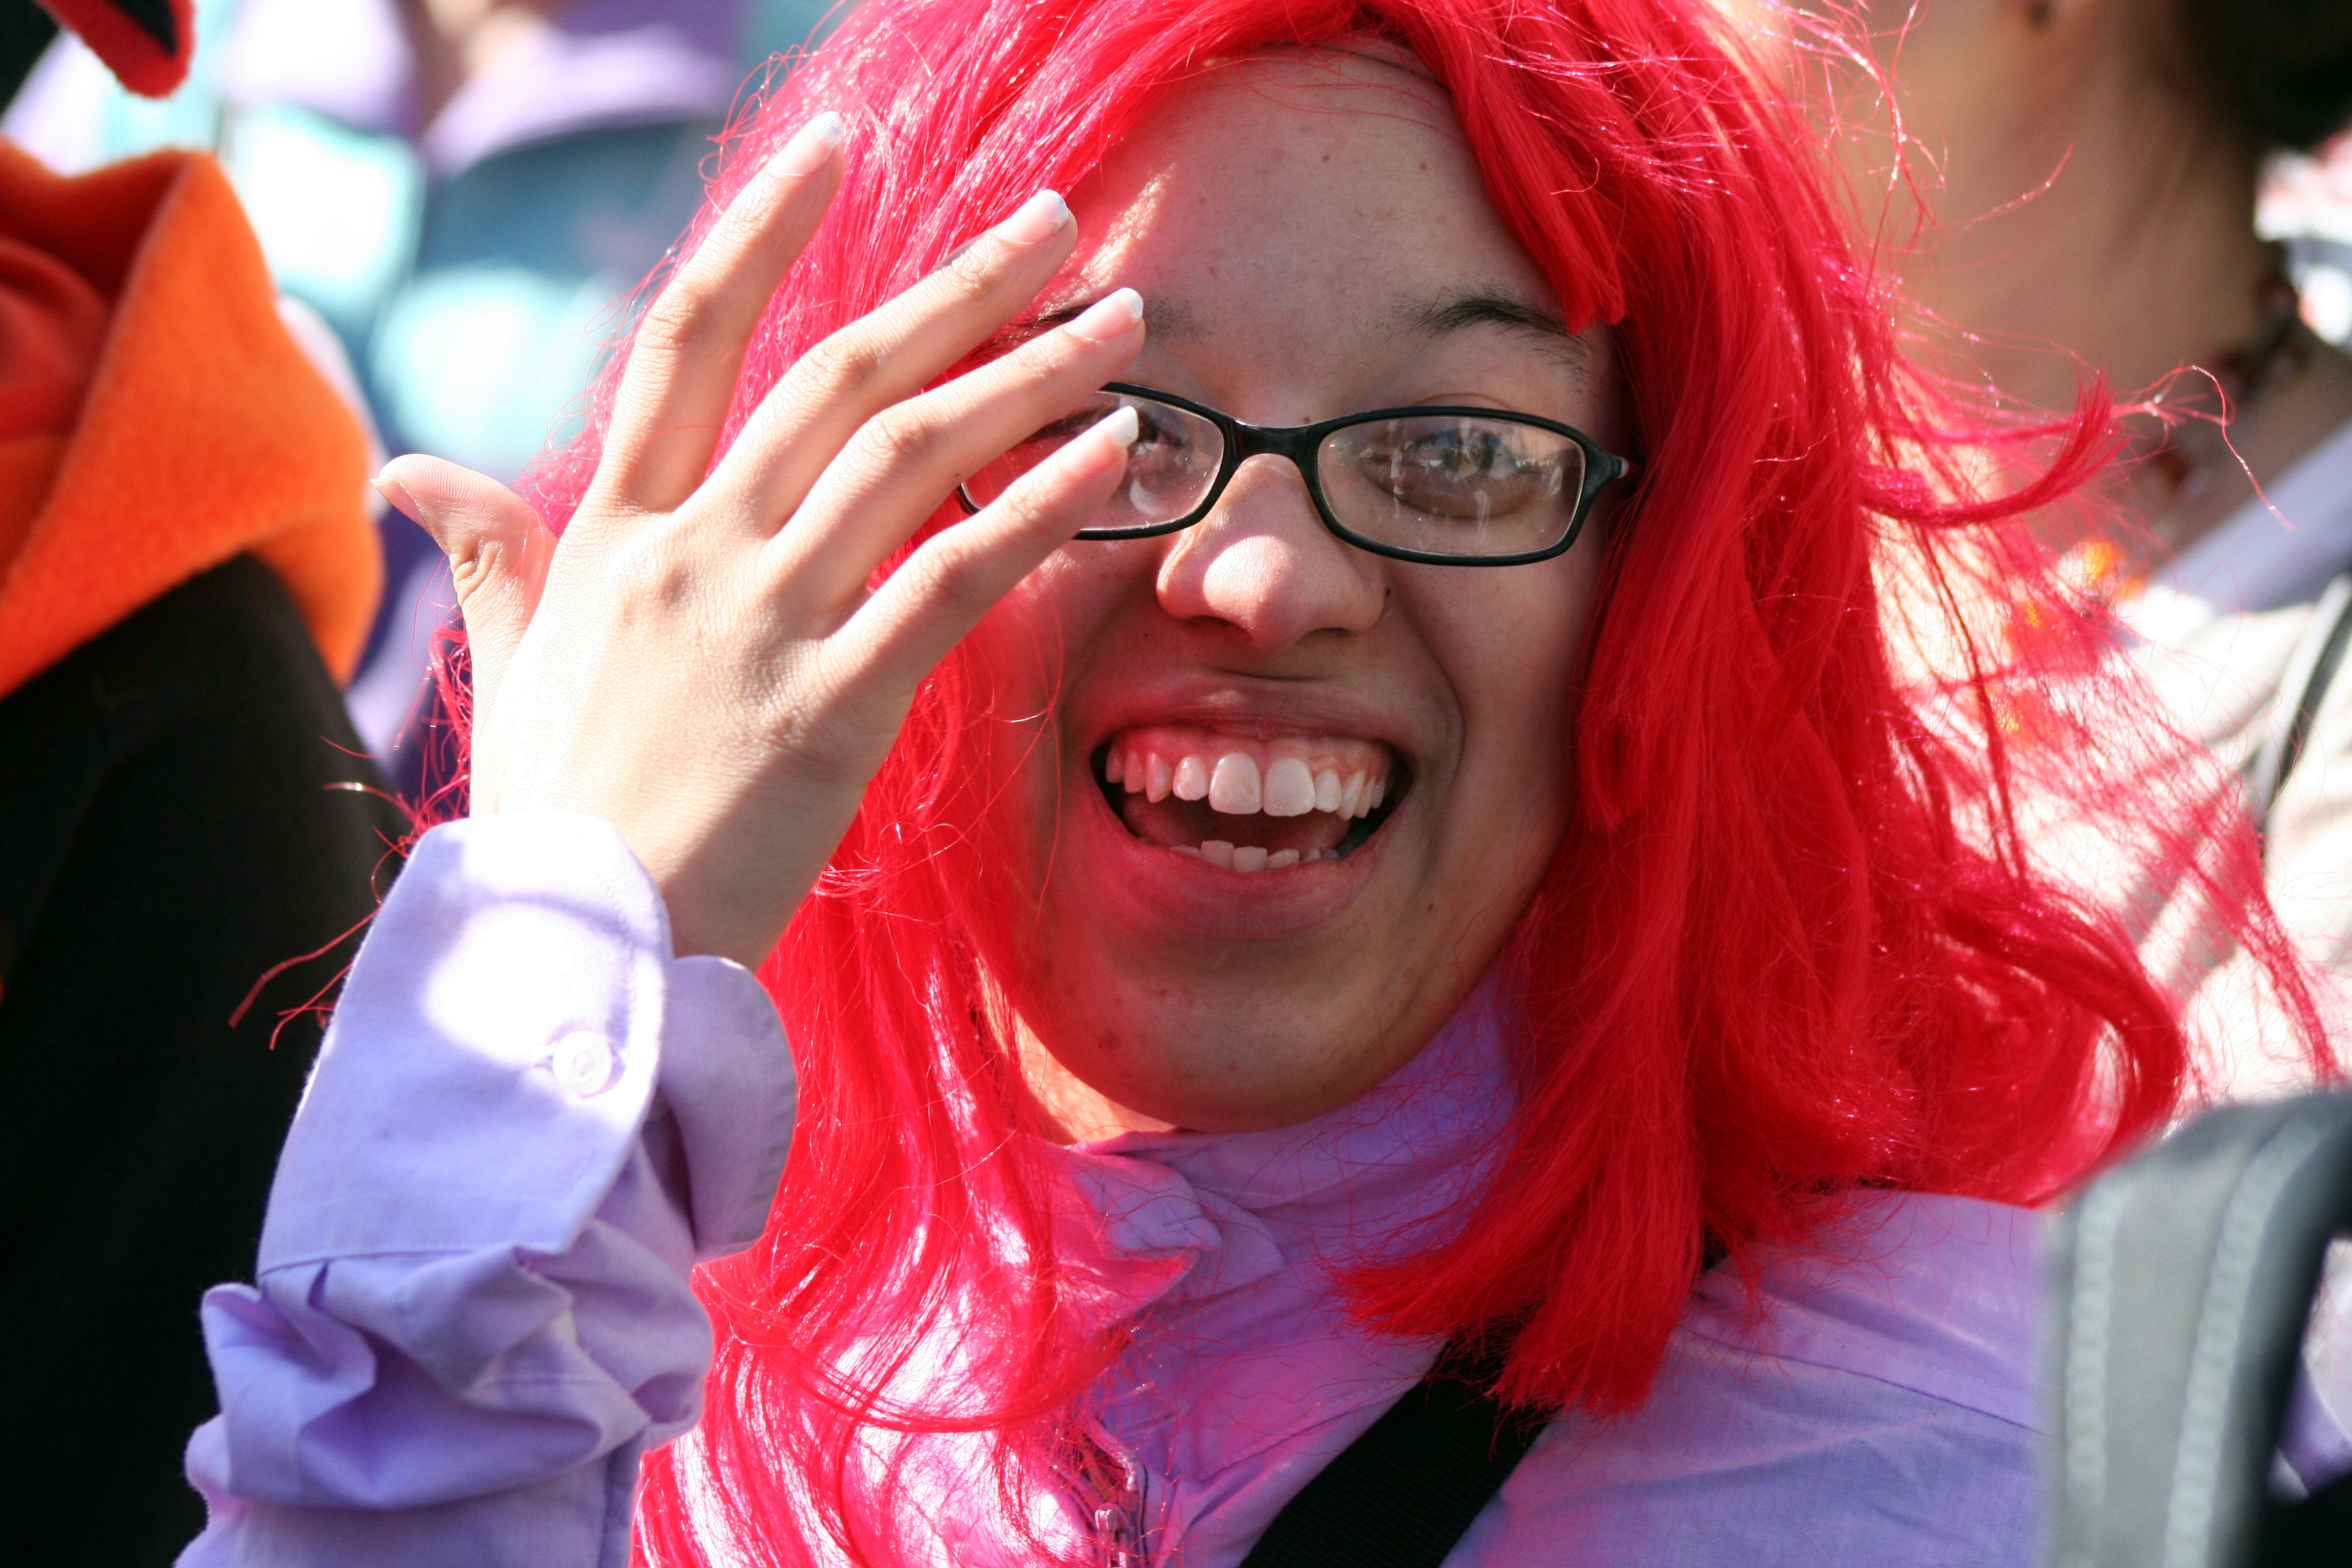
[958,390,1589,559]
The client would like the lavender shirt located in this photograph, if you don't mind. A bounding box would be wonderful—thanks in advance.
[174,813,2198,1565]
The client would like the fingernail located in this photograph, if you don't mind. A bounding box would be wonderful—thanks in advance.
[1064,287,1143,342]
[373,471,420,521]
[1059,405,1141,476]
[998,189,1071,246]
[767,110,845,180]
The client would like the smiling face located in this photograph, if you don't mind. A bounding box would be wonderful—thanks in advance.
[966,54,1627,1136]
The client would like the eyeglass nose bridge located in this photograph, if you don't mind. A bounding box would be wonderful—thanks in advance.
[1185,419,1335,529]
[1225,419,1328,467]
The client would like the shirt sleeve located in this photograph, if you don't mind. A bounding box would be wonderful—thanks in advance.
[175,813,796,1568]
[2280,1243,2352,1497]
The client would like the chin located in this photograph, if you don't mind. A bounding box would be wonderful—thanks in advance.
[1020,978,1422,1134]
[1004,858,1466,1136]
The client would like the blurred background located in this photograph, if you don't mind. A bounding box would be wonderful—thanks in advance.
[1,0,839,789]
[2268,150,2352,348]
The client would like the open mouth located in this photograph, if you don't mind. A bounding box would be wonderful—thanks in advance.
[1096,724,1405,872]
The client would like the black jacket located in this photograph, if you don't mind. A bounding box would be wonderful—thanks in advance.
[0,555,407,1563]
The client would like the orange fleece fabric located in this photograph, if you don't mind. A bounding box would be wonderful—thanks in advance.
[0,143,378,702]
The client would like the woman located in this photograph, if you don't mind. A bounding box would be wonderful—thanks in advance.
[1825,0,2352,1094]
[178,1,2326,1565]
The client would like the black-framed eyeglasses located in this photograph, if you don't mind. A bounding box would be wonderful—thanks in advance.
[958,383,1636,566]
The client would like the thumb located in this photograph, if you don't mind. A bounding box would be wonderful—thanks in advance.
[376,455,553,723]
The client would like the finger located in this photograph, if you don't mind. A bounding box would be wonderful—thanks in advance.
[761,287,1145,610]
[837,404,1139,700]
[589,110,847,520]
[698,187,1080,532]
[377,454,554,721]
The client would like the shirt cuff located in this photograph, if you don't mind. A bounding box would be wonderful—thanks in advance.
[184,813,792,1546]
[261,813,677,1265]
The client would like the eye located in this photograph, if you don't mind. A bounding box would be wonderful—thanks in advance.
[964,393,1222,519]
[1008,409,1105,462]
[1113,400,1222,515]
[1127,404,1200,479]
[1353,419,1566,519]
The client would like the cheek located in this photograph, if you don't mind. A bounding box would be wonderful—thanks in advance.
[960,553,1131,859]
[1419,557,1599,832]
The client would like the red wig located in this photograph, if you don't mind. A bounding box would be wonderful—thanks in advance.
[495,0,2327,1561]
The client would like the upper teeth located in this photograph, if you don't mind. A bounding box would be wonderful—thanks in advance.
[1102,727,1390,821]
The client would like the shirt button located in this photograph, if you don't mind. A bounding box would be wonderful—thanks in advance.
[551,1031,620,1098]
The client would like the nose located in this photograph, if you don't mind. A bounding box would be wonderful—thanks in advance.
[1153,454,1387,651]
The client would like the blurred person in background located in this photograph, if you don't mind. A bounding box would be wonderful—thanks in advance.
[5,0,835,792]
[1828,0,2352,1100]
[0,2,406,1561]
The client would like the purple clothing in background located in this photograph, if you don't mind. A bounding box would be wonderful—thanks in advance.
[220,0,748,176]
[175,814,2341,1565]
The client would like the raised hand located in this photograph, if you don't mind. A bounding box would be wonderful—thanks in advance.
[378,113,1144,968]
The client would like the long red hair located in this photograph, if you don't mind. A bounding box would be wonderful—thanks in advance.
[497,0,2325,1561]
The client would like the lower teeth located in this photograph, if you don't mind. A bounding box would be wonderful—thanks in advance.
[1173,842,1326,870]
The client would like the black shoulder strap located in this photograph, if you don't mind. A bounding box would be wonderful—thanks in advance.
[2247,570,2352,847]
[2044,1092,2352,1568]
[1237,1330,1552,1568]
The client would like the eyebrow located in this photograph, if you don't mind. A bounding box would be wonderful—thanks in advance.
[989,290,1586,364]
[994,296,1202,350]
[1407,291,1588,361]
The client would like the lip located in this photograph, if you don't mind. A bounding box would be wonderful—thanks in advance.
[1076,768,1390,941]
[1075,676,1420,769]
[1064,678,1411,943]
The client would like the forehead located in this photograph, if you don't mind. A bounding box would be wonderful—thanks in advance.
[1058,52,1560,354]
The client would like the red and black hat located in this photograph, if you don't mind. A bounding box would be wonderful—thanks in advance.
[37,0,193,99]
